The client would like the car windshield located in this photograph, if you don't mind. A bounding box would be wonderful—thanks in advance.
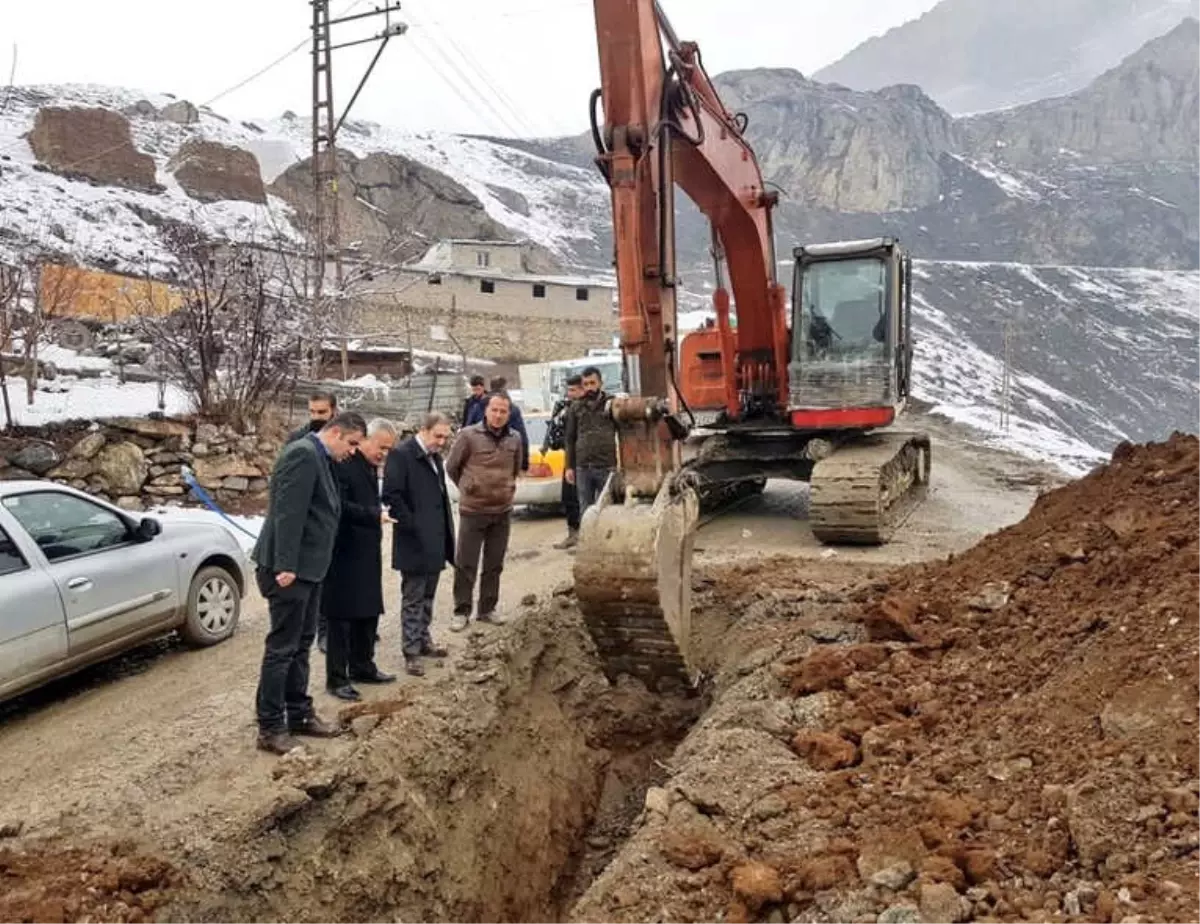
[796,257,888,363]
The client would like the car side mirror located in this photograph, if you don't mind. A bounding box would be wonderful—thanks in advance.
[135,517,162,541]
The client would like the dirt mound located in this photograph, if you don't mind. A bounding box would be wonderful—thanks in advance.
[0,843,177,923]
[575,433,1199,923]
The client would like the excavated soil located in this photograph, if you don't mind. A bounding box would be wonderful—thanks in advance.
[574,433,1200,924]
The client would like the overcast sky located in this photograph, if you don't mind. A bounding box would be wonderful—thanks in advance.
[5,0,941,137]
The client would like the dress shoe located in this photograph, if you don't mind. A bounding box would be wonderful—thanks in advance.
[327,684,361,702]
[405,657,425,677]
[288,714,342,738]
[351,668,397,684]
[256,731,302,755]
[420,643,449,658]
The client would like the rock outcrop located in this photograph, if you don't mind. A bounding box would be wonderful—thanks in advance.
[168,139,267,204]
[27,107,160,193]
[269,149,516,263]
[715,69,956,212]
[961,17,1200,168]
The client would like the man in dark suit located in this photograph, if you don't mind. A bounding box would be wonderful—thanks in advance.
[252,411,366,754]
[285,389,338,652]
[382,411,455,677]
[322,417,399,701]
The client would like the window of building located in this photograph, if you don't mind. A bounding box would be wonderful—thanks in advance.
[575,287,589,301]
[476,251,490,268]
[427,275,442,285]
[480,279,495,294]
[532,283,546,298]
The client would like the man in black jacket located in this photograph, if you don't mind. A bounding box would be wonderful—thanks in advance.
[460,375,487,426]
[322,417,399,701]
[564,365,617,516]
[382,411,455,677]
[545,375,584,549]
[287,391,338,444]
[252,411,366,754]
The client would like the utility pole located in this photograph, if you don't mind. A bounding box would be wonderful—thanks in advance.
[310,0,407,381]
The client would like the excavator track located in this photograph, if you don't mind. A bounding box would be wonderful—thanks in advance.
[573,474,700,693]
[808,430,932,544]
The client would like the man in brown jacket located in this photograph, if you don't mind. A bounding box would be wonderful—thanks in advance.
[445,391,522,632]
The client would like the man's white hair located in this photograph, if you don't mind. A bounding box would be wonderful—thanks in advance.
[366,417,398,439]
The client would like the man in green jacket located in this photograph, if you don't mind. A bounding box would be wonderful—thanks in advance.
[252,411,366,754]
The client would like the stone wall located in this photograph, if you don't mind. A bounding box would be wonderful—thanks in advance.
[353,301,615,363]
[0,417,283,513]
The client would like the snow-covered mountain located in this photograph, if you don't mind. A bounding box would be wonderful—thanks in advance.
[814,0,1198,115]
[0,62,1195,476]
[0,84,610,277]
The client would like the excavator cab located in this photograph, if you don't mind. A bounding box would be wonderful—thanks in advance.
[789,238,913,424]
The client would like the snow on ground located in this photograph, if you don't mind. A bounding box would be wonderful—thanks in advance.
[6,376,192,427]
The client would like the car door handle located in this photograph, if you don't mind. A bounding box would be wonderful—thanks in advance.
[66,576,93,591]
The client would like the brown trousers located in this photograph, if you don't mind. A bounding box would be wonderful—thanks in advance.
[452,512,511,617]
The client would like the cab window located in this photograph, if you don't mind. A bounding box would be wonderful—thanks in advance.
[1,493,131,562]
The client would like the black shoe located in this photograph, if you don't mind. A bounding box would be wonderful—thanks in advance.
[351,668,397,684]
[327,684,361,702]
[405,658,425,677]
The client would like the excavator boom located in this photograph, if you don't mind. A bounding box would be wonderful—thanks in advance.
[575,0,787,691]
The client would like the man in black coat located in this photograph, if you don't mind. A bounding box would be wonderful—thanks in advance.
[322,417,400,701]
[381,411,455,677]
[252,411,366,754]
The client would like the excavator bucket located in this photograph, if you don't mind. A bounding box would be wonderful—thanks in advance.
[573,473,700,693]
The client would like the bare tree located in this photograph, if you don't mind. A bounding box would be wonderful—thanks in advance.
[0,262,27,430]
[129,224,313,430]
[24,258,86,402]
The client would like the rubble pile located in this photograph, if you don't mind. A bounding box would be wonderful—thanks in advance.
[575,433,1198,923]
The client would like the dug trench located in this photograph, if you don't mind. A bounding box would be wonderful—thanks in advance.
[1,433,1196,924]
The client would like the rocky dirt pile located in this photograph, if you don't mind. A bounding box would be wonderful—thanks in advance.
[575,433,1199,923]
[0,842,177,923]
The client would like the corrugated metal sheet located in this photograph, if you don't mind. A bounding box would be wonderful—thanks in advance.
[286,373,468,426]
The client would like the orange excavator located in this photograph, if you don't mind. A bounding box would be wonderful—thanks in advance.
[574,0,932,692]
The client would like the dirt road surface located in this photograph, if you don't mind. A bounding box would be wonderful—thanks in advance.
[0,418,1067,921]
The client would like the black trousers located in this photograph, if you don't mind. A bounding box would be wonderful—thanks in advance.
[254,567,319,733]
[562,476,580,531]
[400,571,439,658]
[325,617,378,689]
[453,511,512,617]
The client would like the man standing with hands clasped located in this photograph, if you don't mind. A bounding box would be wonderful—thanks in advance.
[382,412,456,677]
[446,391,522,632]
[252,411,366,754]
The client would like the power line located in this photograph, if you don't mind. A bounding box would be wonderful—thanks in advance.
[404,0,540,137]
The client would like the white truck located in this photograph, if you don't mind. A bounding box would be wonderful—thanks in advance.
[517,349,624,413]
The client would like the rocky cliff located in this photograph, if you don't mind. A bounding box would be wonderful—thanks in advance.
[268,148,514,265]
[168,139,267,204]
[813,0,1198,115]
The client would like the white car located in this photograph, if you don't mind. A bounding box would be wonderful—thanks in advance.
[0,481,250,705]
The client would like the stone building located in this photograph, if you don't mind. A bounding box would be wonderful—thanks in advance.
[354,239,616,363]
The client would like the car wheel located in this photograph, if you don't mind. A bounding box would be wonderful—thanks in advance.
[182,565,241,646]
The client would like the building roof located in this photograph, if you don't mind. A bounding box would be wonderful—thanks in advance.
[403,263,615,290]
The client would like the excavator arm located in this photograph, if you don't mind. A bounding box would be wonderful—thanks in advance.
[573,0,788,691]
